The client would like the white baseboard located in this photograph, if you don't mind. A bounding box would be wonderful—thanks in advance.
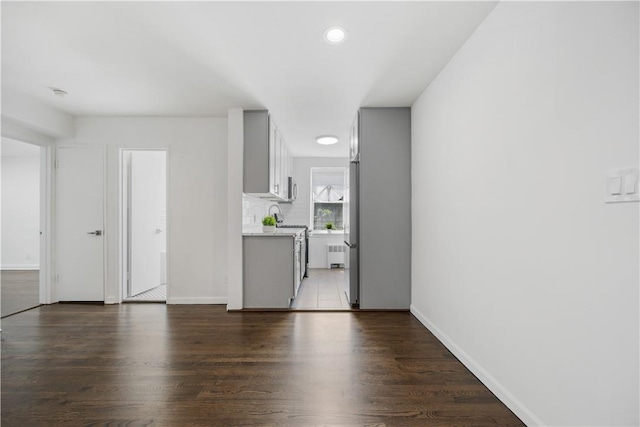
[1,265,39,271]
[410,304,543,427]
[166,296,227,305]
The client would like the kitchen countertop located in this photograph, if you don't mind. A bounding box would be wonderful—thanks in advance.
[243,228,305,237]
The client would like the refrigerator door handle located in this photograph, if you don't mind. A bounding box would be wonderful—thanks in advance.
[344,240,358,249]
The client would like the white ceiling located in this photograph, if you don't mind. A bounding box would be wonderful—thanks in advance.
[1,1,497,157]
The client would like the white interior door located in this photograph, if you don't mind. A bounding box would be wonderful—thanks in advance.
[55,146,104,301]
[129,151,166,297]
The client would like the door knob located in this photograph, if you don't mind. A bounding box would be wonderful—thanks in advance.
[87,230,102,236]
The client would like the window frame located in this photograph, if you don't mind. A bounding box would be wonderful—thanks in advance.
[309,167,347,231]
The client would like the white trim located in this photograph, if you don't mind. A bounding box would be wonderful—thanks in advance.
[167,297,227,305]
[410,304,544,427]
[118,149,128,303]
[1,266,39,270]
[100,145,107,302]
[165,146,172,304]
[40,145,53,304]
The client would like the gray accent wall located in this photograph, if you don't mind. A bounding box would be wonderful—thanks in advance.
[359,107,411,309]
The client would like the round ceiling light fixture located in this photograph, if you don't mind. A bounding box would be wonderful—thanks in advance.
[316,135,339,145]
[323,26,348,45]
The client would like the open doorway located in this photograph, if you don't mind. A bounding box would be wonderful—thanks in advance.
[121,150,167,302]
[289,166,350,310]
[1,138,41,316]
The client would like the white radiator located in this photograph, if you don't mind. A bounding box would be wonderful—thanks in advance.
[326,244,346,268]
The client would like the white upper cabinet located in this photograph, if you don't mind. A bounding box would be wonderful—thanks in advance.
[268,117,278,196]
[244,110,292,201]
[280,135,289,200]
[349,111,360,162]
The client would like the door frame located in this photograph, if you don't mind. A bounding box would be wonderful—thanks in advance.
[40,145,53,304]
[119,148,168,303]
[0,135,53,305]
[53,145,107,302]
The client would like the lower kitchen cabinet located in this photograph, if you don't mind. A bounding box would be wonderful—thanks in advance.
[243,235,296,308]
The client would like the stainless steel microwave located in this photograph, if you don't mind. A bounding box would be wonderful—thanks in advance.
[287,176,298,201]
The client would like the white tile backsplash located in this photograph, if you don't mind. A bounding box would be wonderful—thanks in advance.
[242,194,274,232]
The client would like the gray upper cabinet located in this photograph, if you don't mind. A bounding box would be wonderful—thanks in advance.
[244,110,291,201]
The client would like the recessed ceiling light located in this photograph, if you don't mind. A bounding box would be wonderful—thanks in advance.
[323,26,347,45]
[51,88,68,98]
[316,135,339,145]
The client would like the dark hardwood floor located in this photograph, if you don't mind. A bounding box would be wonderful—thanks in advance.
[1,270,39,318]
[1,304,524,426]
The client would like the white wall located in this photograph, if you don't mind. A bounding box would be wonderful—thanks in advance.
[308,233,346,269]
[2,88,74,140]
[71,117,228,304]
[227,108,244,310]
[1,139,40,269]
[280,157,349,227]
[410,2,639,426]
[2,93,64,304]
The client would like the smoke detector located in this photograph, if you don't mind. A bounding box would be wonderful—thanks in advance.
[51,88,68,98]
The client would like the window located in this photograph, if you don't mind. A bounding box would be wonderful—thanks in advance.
[310,167,346,231]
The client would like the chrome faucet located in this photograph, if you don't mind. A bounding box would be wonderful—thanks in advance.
[268,204,283,223]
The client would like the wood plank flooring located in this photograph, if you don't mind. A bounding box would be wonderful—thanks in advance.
[1,304,524,426]
[1,270,39,318]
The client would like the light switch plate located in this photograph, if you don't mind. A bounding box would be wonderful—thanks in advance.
[605,168,639,203]
[609,176,622,195]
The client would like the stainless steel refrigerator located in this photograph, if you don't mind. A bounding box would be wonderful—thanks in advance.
[344,112,360,306]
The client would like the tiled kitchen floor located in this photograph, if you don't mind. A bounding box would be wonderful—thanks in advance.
[290,268,352,310]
